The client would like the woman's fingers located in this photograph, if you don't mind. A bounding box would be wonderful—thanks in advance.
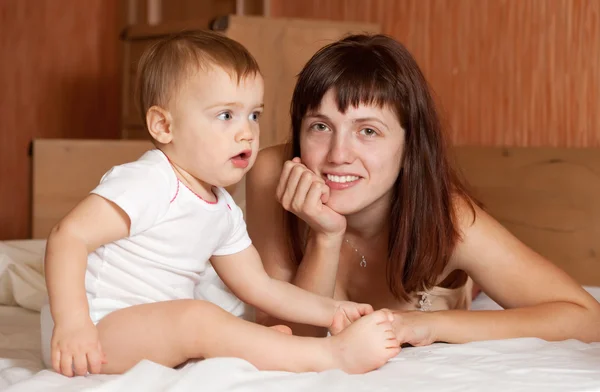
[304,181,325,214]
[276,160,299,201]
[275,159,346,235]
[320,181,330,204]
[280,164,307,210]
[291,170,315,211]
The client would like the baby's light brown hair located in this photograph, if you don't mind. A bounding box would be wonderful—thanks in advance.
[136,29,261,130]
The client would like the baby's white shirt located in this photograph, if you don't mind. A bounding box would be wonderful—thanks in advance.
[85,149,253,321]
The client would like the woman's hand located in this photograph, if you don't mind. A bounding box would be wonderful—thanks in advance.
[392,311,437,347]
[276,158,346,236]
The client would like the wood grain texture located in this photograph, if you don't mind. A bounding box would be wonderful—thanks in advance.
[454,146,600,286]
[32,139,245,239]
[32,140,153,239]
[0,0,122,240]
[270,0,600,148]
[221,15,380,148]
[120,15,380,148]
[30,140,600,285]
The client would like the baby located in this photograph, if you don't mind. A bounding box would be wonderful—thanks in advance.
[42,30,399,377]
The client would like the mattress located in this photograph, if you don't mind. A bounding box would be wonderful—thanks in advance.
[2,239,600,392]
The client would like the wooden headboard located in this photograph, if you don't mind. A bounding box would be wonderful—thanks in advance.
[32,140,600,285]
[32,139,246,239]
[454,147,600,286]
[32,139,153,239]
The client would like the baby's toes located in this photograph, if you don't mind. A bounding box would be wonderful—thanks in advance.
[370,310,391,325]
[386,335,400,349]
[387,346,401,358]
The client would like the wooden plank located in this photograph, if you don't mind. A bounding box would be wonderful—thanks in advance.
[270,0,600,148]
[0,0,122,240]
[30,141,600,285]
[454,146,600,286]
[120,15,381,145]
[32,139,153,239]
[221,15,381,149]
[121,18,213,40]
[32,139,244,239]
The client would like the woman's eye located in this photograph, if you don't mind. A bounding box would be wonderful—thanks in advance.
[360,128,377,137]
[249,112,261,122]
[217,112,233,120]
[311,123,329,132]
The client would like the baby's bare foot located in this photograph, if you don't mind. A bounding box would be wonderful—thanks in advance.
[329,310,400,374]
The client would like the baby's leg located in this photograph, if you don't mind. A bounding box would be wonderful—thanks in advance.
[96,300,398,374]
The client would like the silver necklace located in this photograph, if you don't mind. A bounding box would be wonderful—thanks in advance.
[344,239,367,268]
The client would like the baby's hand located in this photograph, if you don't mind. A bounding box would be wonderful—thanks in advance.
[329,301,374,335]
[51,318,106,377]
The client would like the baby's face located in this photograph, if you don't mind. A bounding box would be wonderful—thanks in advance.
[167,65,264,187]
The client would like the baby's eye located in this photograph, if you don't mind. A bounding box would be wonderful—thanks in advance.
[311,123,329,132]
[360,128,377,137]
[218,111,233,121]
[249,112,261,122]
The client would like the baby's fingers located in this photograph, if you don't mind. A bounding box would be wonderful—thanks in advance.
[51,348,61,374]
[73,353,88,376]
[60,351,74,377]
[358,303,374,316]
[87,348,104,374]
[100,341,108,364]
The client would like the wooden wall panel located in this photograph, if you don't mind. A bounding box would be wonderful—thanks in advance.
[0,0,121,240]
[127,0,263,24]
[270,0,600,148]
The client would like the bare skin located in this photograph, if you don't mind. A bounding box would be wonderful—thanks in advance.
[94,300,397,375]
[45,68,401,378]
[245,95,600,345]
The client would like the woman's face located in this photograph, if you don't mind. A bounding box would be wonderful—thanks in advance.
[300,89,405,215]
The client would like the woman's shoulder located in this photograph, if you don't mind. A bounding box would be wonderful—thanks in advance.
[247,143,289,188]
[256,143,289,165]
[448,191,503,270]
[452,192,479,232]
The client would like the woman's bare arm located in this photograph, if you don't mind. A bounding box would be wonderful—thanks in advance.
[423,198,600,343]
[246,145,345,337]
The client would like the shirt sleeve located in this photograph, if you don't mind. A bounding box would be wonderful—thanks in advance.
[90,158,174,236]
[213,190,252,256]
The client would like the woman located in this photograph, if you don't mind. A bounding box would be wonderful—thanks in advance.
[246,34,600,345]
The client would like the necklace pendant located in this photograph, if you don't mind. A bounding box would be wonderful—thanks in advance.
[359,256,367,268]
[418,293,432,311]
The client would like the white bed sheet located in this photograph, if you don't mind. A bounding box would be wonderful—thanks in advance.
[1,239,600,392]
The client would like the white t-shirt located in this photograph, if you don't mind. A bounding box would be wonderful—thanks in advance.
[85,149,253,322]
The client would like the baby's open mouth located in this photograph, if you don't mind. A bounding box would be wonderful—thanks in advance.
[231,150,252,168]
[235,151,251,160]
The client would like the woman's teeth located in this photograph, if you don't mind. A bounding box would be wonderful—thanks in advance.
[326,174,359,183]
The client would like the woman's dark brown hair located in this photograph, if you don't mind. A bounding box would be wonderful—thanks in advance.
[286,34,474,301]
